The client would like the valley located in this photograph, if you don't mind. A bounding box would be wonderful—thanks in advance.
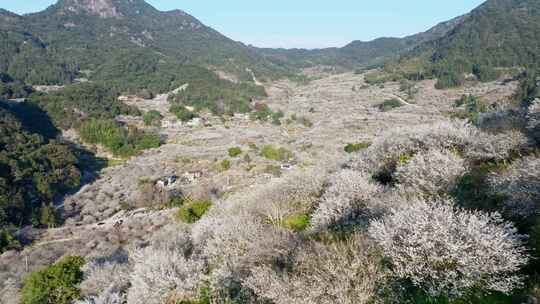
[0,70,519,302]
[1,0,540,303]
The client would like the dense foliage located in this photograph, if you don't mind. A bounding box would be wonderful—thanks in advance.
[395,0,540,88]
[0,74,33,99]
[142,110,163,127]
[21,256,85,304]
[79,119,161,158]
[0,0,294,87]
[27,83,140,130]
[168,79,266,116]
[0,107,81,252]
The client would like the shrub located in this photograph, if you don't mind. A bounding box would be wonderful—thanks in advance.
[228,147,242,158]
[0,228,20,253]
[127,226,205,304]
[244,234,383,304]
[79,254,130,299]
[435,71,464,89]
[21,256,85,304]
[38,204,62,228]
[364,71,400,85]
[143,110,163,126]
[170,105,197,122]
[271,110,284,125]
[453,95,488,123]
[220,159,231,171]
[310,170,383,231]
[251,103,273,121]
[395,149,467,199]
[260,145,293,162]
[280,214,310,231]
[379,99,403,112]
[79,119,161,157]
[473,64,500,82]
[176,200,213,224]
[488,156,540,219]
[344,142,371,153]
[369,199,529,298]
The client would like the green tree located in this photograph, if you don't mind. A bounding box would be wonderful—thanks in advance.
[21,256,85,304]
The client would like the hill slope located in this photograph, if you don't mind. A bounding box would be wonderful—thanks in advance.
[399,0,540,84]
[257,14,467,69]
[0,0,291,86]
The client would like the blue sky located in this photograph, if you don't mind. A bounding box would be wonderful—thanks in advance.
[1,0,485,49]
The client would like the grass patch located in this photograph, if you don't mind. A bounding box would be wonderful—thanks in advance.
[175,199,213,224]
[220,159,231,171]
[228,147,242,158]
[344,142,371,153]
[281,214,311,231]
[378,99,403,112]
[260,145,294,162]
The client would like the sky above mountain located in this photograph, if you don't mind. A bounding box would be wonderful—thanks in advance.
[2,0,485,49]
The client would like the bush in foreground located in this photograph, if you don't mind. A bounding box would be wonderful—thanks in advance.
[245,234,383,304]
[21,256,85,304]
[369,199,528,298]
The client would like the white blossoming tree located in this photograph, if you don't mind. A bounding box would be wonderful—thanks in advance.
[369,199,529,298]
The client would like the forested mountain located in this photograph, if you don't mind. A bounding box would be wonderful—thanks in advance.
[394,0,540,87]
[424,0,540,68]
[257,15,467,69]
[0,0,292,87]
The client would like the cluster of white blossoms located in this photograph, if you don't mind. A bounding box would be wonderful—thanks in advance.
[74,118,533,303]
[369,199,528,297]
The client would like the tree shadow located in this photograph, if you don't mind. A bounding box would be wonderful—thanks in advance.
[0,99,107,220]
[0,100,59,140]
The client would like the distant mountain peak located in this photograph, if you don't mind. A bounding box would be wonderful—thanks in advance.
[57,0,122,18]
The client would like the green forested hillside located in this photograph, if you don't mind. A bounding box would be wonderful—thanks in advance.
[257,15,467,69]
[0,0,293,87]
[27,83,140,129]
[0,106,81,252]
[396,0,540,87]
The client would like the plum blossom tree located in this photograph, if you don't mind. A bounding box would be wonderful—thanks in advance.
[126,225,205,304]
[489,156,540,219]
[369,199,529,298]
[310,169,384,231]
[394,149,466,198]
[244,234,383,304]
